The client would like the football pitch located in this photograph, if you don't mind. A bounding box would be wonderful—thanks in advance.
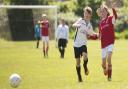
[0,39,128,89]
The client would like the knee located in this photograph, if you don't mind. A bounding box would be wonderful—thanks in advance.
[76,59,80,66]
[108,51,112,57]
[83,54,88,61]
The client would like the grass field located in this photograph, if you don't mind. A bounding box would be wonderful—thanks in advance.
[0,39,128,89]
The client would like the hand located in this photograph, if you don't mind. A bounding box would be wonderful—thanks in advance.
[76,24,81,28]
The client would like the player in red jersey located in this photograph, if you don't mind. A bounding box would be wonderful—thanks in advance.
[40,14,50,58]
[98,4,117,81]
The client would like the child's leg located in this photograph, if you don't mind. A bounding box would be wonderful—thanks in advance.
[83,52,89,75]
[43,41,45,57]
[46,41,49,57]
[61,47,65,58]
[59,47,62,57]
[102,58,107,75]
[74,47,82,82]
[107,44,114,81]
[102,48,107,75]
[107,52,112,81]
[76,58,82,82]
[37,38,39,48]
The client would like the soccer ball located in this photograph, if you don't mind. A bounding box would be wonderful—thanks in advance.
[9,73,21,88]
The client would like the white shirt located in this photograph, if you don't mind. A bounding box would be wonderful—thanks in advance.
[73,18,95,47]
[56,24,69,40]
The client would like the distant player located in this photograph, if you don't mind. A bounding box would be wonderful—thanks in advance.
[98,4,117,81]
[56,19,69,59]
[40,14,50,58]
[72,6,98,82]
[34,22,41,48]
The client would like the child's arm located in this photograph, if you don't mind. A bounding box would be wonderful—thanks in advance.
[112,8,117,20]
[87,25,98,40]
[72,18,81,28]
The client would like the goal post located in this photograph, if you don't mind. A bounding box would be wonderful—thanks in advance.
[0,5,58,40]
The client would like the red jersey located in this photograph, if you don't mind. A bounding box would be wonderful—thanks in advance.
[99,8,117,48]
[41,20,49,36]
[99,16,115,48]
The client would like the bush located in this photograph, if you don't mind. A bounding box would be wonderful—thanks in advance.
[115,29,128,39]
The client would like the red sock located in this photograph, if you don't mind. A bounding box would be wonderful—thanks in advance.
[108,69,112,78]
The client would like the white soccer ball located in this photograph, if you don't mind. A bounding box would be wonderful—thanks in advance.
[9,73,21,88]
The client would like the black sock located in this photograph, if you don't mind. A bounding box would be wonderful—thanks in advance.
[43,50,45,57]
[76,66,82,82]
[83,59,88,67]
[83,59,88,72]
[61,48,65,58]
[37,41,39,48]
[59,48,62,57]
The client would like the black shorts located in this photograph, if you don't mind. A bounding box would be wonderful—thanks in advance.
[74,45,87,58]
[58,39,67,48]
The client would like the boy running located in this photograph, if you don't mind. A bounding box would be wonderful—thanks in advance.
[73,6,98,82]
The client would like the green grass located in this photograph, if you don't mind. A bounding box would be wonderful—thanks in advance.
[0,39,128,89]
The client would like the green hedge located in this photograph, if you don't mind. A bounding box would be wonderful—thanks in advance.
[115,29,128,39]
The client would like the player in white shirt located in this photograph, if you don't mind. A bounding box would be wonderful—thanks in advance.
[73,6,98,82]
[56,19,69,58]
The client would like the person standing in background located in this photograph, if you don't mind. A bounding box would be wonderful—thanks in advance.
[56,19,69,59]
[34,21,41,48]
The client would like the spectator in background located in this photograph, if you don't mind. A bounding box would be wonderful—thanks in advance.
[56,19,69,58]
[34,21,41,48]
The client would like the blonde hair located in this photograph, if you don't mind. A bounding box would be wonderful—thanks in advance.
[102,5,110,16]
[96,8,101,16]
[83,6,92,14]
[42,14,46,17]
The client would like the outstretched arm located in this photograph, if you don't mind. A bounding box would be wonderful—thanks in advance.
[87,25,98,40]
[72,18,81,28]
[112,8,117,20]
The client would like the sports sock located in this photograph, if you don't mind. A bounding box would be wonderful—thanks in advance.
[59,47,62,58]
[83,59,88,70]
[46,47,49,57]
[108,65,112,78]
[83,59,89,75]
[43,49,45,57]
[83,59,88,66]
[61,48,65,58]
[76,66,82,82]
[37,41,39,48]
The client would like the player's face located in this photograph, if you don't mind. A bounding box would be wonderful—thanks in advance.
[101,8,108,18]
[84,10,92,21]
[42,16,47,20]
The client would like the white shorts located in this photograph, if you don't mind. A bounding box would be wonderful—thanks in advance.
[42,36,49,43]
[102,44,114,59]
